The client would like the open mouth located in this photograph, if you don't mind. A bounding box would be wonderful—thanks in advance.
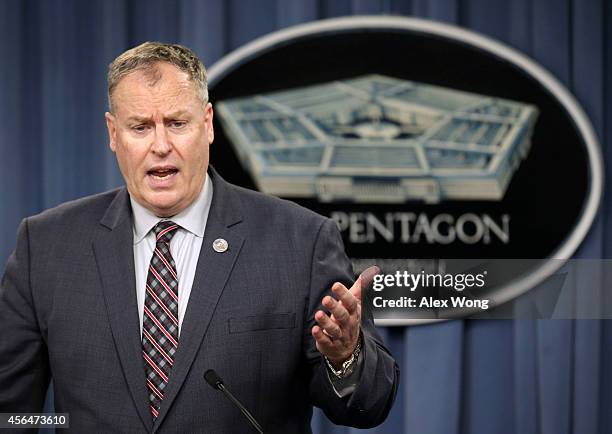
[147,167,179,180]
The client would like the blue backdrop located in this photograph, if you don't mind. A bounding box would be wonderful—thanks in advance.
[1,1,610,433]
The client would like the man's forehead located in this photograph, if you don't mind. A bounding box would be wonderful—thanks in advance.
[116,64,192,93]
[124,109,192,122]
[112,70,200,116]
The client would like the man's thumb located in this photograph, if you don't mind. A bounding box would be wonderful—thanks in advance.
[354,265,381,301]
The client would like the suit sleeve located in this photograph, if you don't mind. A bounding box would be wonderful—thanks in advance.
[304,218,399,428]
[0,219,50,419]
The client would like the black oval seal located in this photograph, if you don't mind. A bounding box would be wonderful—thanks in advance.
[208,16,603,324]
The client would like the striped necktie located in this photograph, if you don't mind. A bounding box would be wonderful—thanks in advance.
[142,220,180,419]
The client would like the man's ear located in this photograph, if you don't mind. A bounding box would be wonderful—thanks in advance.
[205,103,214,144]
[105,112,117,152]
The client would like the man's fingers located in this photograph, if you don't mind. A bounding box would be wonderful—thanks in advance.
[332,282,359,314]
[312,325,334,350]
[322,295,350,326]
[315,310,342,339]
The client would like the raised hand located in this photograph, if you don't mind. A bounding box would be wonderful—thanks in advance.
[312,266,379,368]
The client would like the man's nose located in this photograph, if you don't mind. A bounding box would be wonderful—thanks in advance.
[151,125,172,155]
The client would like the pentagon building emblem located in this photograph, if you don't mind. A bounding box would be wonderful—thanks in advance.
[216,75,538,204]
[208,16,602,324]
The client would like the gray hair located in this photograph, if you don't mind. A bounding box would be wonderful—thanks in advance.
[107,41,208,112]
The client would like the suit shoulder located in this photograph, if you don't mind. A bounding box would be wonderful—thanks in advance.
[230,184,328,227]
[27,188,124,227]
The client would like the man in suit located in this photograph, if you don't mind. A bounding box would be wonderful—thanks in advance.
[0,42,399,433]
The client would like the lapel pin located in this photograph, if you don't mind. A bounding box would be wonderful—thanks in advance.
[213,238,228,253]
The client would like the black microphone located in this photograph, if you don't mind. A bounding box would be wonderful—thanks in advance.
[204,369,264,434]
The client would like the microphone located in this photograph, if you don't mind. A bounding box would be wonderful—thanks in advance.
[204,369,264,433]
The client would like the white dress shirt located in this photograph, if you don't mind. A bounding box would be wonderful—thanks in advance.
[131,175,213,336]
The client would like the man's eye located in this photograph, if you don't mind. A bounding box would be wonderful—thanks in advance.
[170,121,187,129]
[132,125,147,133]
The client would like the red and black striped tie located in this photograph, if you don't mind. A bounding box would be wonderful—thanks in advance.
[142,220,180,419]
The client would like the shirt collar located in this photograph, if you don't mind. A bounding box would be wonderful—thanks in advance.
[130,173,213,244]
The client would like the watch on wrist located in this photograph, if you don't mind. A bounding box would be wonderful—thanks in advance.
[324,332,363,379]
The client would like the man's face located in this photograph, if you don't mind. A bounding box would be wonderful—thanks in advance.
[105,62,214,217]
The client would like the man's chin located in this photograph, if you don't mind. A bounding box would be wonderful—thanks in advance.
[139,194,183,218]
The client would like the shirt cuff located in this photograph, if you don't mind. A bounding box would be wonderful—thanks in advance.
[325,349,364,398]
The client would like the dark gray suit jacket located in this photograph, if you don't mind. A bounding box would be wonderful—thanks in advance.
[0,168,399,433]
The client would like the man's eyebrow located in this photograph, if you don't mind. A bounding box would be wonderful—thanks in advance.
[126,111,190,122]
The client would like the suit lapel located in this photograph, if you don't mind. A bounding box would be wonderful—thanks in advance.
[93,189,153,432]
[153,168,245,432]
[91,170,245,432]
